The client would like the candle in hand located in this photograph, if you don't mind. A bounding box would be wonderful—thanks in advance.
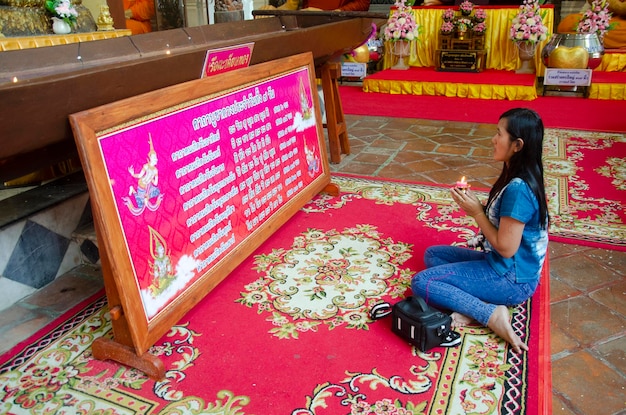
[456,176,470,193]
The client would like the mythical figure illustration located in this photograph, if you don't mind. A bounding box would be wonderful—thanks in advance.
[123,134,163,215]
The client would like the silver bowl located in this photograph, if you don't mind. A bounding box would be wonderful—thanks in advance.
[541,33,604,69]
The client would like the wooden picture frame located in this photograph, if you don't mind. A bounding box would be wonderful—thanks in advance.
[69,52,333,379]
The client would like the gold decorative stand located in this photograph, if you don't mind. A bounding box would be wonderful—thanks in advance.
[436,35,486,73]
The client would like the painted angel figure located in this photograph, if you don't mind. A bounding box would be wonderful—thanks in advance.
[151,241,173,292]
[124,134,163,215]
[305,142,320,177]
[148,226,175,296]
[299,77,312,120]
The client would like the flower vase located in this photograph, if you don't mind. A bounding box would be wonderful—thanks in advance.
[391,40,410,70]
[515,42,537,74]
[52,17,72,34]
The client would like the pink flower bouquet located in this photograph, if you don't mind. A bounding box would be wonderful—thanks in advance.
[509,0,549,44]
[459,0,474,15]
[576,0,614,41]
[384,0,420,42]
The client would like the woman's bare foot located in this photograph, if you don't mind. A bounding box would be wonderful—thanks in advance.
[487,306,528,353]
[450,312,473,328]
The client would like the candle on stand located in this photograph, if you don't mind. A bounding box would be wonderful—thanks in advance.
[456,176,469,193]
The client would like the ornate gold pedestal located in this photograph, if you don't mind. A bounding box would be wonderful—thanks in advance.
[0,29,132,51]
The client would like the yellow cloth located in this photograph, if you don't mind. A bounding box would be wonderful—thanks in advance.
[597,52,626,71]
[382,6,554,76]
[363,78,537,100]
[588,82,626,99]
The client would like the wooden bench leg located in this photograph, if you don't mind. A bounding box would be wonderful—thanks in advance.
[320,62,350,164]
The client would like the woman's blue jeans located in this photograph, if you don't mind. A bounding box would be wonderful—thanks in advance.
[411,245,536,326]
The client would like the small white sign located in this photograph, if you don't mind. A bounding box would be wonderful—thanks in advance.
[341,62,367,79]
[544,69,593,86]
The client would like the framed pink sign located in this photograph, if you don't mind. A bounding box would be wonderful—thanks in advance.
[69,53,331,372]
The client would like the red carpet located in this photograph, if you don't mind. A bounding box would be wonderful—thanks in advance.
[592,70,626,84]
[340,79,626,133]
[545,130,626,251]
[0,175,551,415]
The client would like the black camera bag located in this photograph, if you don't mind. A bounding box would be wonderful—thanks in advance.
[391,296,454,352]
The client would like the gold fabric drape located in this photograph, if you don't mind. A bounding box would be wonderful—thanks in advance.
[596,52,626,72]
[382,5,554,76]
[363,78,538,100]
[0,30,132,51]
[588,83,626,99]
[589,53,626,99]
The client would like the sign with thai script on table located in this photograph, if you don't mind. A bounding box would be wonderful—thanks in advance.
[201,43,254,77]
[70,53,330,358]
[341,62,367,79]
[436,50,486,73]
[544,68,592,86]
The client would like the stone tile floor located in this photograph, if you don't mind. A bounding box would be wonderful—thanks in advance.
[0,114,624,415]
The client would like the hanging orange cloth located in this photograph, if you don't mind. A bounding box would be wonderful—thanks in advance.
[558,14,626,50]
[303,0,370,11]
[124,0,155,34]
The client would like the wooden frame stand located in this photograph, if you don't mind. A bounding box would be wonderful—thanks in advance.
[70,53,333,380]
[320,62,350,164]
[91,246,166,379]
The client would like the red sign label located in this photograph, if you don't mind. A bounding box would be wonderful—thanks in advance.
[202,43,254,77]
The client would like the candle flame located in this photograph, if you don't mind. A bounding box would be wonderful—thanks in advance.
[460,176,466,183]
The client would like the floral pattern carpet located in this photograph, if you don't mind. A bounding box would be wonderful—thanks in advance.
[543,129,626,250]
[0,176,548,415]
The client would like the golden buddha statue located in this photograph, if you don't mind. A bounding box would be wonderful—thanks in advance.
[0,0,97,36]
[96,3,114,30]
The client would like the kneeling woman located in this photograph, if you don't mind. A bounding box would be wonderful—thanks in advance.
[412,108,549,353]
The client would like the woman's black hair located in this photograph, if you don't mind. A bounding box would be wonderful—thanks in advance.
[487,108,549,228]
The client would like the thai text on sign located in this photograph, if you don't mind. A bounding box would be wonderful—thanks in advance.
[543,68,592,86]
[201,43,254,77]
[97,67,323,320]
